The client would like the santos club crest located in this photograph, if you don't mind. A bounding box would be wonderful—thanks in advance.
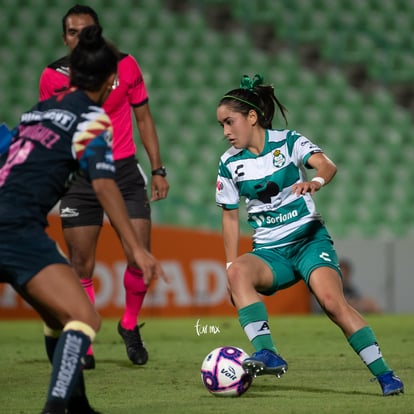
[273,150,286,168]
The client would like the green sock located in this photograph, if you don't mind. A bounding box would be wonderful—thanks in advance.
[348,326,391,377]
[238,302,278,354]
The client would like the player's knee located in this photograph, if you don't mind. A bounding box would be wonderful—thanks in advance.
[319,294,348,322]
[69,254,95,279]
[226,264,239,291]
[226,263,252,293]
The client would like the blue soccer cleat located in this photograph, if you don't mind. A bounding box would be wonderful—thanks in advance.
[377,371,404,396]
[242,349,288,378]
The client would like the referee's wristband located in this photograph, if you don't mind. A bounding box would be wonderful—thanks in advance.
[311,177,325,187]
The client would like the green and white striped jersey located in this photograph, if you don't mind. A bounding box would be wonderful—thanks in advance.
[216,129,324,248]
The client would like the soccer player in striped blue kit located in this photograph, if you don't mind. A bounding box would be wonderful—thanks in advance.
[215,74,404,396]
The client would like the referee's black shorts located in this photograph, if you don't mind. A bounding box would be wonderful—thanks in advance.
[60,156,151,228]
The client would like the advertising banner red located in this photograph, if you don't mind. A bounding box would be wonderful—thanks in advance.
[0,215,311,318]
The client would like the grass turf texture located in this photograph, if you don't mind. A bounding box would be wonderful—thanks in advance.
[0,315,412,413]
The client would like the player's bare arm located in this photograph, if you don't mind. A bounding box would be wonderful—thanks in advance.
[292,152,337,196]
[222,208,240,264]
[92,177,164,284]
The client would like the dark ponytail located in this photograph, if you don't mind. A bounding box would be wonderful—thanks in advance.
[219,74,288,129]
[70,25,119,92]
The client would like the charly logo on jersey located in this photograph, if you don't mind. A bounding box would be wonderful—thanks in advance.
[235,163,244,177]
[272,150,286,168]
[319,252,332,262]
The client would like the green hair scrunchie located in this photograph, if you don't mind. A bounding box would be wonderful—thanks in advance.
[240,74,264,90]
[221,74,266,116]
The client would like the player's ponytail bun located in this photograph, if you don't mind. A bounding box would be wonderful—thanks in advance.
[70,25,118,92]
[77,24,105,51]
[219,74,288,129]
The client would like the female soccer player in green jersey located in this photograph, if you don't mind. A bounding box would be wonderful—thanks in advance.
[215,74,403,396]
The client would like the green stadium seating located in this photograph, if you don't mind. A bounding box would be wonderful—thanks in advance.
[1,0,413,237]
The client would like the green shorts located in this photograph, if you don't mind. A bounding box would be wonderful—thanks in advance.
[250,222,341,295]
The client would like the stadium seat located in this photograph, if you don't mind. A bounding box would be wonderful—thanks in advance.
[1,0,413,237]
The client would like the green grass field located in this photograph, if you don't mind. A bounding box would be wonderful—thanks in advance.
[0,315,413,413]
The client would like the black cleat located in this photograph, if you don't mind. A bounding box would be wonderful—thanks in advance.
[82,354,95,370]
[117,321,148,365]
[67,395,101,414]
[40,400,65,414]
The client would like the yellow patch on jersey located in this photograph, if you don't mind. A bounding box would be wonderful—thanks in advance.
[73,113,113,155]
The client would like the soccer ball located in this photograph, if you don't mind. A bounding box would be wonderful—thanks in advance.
[200,346,253,397]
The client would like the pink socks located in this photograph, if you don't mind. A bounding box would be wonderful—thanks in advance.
[80,278,95,356]
[81,267,147,335]
[121,266,147,330]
